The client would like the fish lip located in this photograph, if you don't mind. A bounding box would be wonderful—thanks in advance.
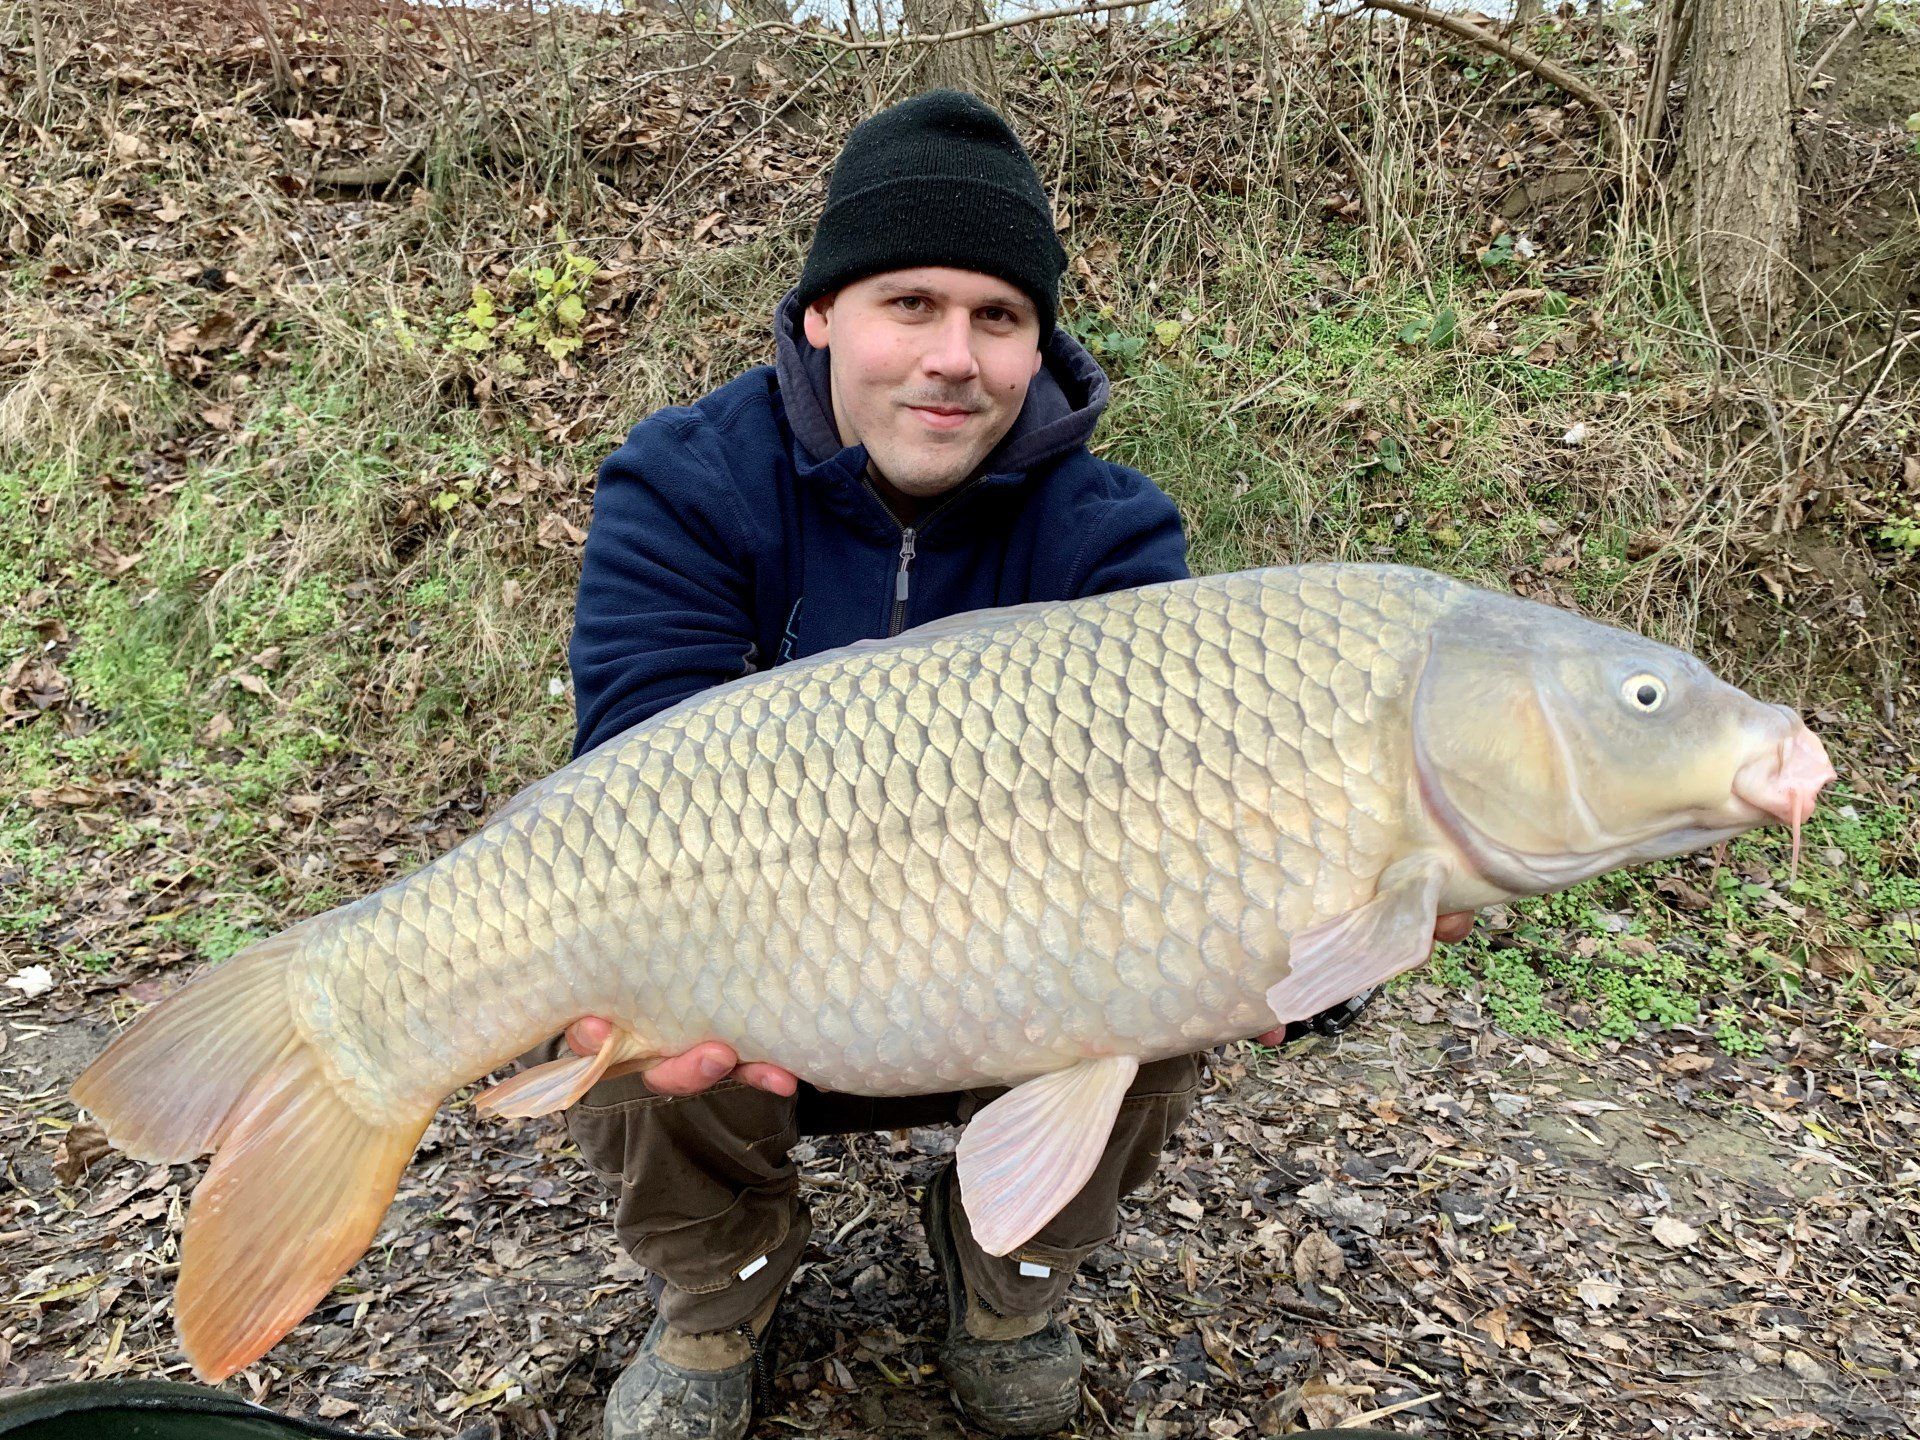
[1730,717,1835,828]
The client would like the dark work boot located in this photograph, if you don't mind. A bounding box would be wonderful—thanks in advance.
[602,1285,782,1440]
[921,1163,1083,1437]
[1279,987,1378,1045]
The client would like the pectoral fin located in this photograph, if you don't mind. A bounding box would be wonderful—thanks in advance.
[474,1029,652,1119]
[1267,854,1450,1027]
[955,1055,1140,1257]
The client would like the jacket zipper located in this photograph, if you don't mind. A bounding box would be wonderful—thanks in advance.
[856,470,980,638]
[889,528,918,636]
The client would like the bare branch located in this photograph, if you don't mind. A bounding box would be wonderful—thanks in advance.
[700,0,1156,58]
[1349,0,1649,181]
[1634,0,1695,145]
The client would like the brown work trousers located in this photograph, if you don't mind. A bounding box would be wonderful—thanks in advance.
[538,1040,1205,1334]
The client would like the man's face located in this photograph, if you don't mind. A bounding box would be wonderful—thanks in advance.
[803,267,1045,503]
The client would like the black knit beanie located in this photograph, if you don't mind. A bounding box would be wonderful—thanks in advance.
[795,90,1067,340]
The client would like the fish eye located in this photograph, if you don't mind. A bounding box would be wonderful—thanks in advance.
[1622,674,1666,712]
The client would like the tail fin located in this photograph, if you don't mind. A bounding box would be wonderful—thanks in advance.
[71,930,431,1382]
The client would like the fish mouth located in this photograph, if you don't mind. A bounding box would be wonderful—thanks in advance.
[1730,715,1836,875]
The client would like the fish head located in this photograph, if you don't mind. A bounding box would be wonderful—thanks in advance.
[1411,596,1835,896]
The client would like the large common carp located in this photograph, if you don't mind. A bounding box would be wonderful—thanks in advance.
[72,564,1832,1381]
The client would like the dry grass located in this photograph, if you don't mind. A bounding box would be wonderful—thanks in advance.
[0,305,180,472]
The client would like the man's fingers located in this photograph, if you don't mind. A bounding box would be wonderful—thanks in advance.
[639,1042,741,1096]
[562,1024,793,1096]
[734,1062,801,1097]
[566,1016,612,1057]
[638,1053,794,1096]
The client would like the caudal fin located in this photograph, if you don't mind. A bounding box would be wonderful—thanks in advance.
[71,929,431,1381]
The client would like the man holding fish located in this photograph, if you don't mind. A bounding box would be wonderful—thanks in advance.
[69,87,1832,1440]
[558,89,1466,1439]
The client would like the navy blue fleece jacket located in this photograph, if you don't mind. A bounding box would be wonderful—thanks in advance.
[567,289,1189,757]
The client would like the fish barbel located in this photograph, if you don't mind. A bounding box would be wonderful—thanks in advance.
[71,563,1833,1380]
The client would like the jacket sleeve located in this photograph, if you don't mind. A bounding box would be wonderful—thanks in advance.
[566,415,758,758]
[1065,463,1191,598]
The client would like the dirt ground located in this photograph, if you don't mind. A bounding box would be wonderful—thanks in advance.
[1802,26,1920,320]
[6,978,1917,1439]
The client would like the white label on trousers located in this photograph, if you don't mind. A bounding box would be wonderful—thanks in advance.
[738,1255,769,1281]
[1017,1261,1052,1279]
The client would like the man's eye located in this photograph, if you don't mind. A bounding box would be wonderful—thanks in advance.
[981,308,1011,324]
[894,296,928,313]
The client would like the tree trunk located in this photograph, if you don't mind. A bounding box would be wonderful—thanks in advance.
[902,0,1003,109]
[1512,0,1542,27]
[1675,0,1800,345]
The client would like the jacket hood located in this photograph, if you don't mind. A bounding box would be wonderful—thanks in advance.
[771,287,1111,480]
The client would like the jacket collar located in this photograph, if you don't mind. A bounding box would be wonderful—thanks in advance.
[770,287,1112,535]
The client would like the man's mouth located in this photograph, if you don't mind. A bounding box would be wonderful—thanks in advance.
[906,404,974,431]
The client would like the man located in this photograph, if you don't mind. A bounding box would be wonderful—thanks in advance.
[556,91,1454,1440]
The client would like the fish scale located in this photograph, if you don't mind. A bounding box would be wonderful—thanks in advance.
[292,564,1453,1110]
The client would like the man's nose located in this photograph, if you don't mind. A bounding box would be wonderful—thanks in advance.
[922,312,980,381]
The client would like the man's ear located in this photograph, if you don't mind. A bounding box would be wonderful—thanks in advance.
[1029,346,1043,377]
[802,295,833,349]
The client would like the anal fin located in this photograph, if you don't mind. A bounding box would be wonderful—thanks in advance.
[1267,853,1451,1027]
[474,1028,652,1119]
[955,1055,1140,1257]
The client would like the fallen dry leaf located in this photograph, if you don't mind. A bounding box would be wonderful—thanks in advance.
[1650,1216,1701,1249]
[6,965,55,998]
[54,1122,113,1185]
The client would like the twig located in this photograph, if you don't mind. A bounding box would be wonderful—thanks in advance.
[26,0,53,126]
[313,150,427,192]
[596,0,1158,89]
[1801,0,1878,103]
[1818,303,1912,468]
[248,0,294,103]
[1349,0,1650,183]
[1339,1391,1446,1427]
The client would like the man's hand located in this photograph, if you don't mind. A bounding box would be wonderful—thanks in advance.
[566,1017,800,1097]
[1250,909,1478,1046]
